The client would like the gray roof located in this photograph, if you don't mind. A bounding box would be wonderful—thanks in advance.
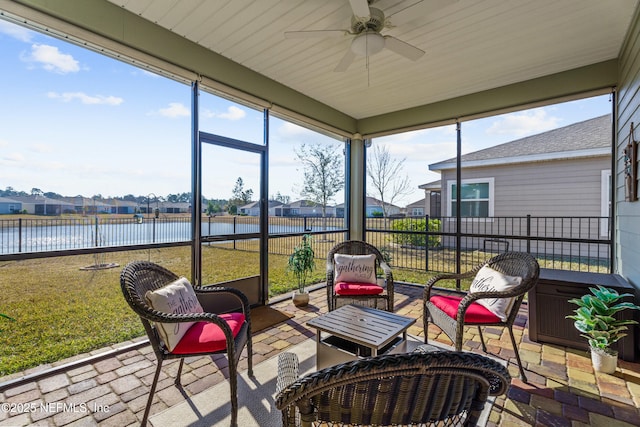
[418,180,441,190]
[0,197,21,204]
[405,198,426,208]
[430,114,611,170]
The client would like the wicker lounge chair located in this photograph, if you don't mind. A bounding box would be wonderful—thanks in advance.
[120,261,252,427]
[326,240,394,312]
[275,350,511,426]
[423,251,539,382]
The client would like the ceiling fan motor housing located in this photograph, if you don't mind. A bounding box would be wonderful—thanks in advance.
[351,7,385,33]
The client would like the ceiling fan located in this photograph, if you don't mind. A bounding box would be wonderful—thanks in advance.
[284,0,450,72]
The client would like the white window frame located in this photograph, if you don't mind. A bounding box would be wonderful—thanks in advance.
[446,177,495,219]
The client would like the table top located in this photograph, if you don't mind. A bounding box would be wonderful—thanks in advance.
[307,304,416,350]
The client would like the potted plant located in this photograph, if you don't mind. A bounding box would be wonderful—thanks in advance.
[566,285,640,373]
[287,235,315,307]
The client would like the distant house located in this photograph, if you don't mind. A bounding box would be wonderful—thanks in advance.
[417,180,442,218]
[0,197,22,214]
[429,115,611,220]
[61,197,112,214]
[9,196,74,215]
[275,200,335,217]
[162,202,190,214]
[428,115,611,255]
[239,200,283,216]
[335,197,401,218]
[104,199,138,214]
[404,198,426,217]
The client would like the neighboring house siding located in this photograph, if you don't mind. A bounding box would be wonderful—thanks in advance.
[441,157,610,217]
[438,149,611,258]
[0,200,21,214]
[617,7,640,288]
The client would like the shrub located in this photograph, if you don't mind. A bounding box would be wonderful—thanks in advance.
[390,218,441,248]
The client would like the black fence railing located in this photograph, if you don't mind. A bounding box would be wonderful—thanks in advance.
[366,215,611,273]
[0,215,611,273]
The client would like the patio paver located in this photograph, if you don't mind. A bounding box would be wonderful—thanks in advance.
[0,283,639,426]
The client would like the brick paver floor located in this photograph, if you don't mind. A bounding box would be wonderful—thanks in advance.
[1,283,639,426]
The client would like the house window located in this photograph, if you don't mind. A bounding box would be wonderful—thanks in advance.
[411,207,424,216]
[446,178,494,218]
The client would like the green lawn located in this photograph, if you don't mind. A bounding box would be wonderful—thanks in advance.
[0,242,604,376]
[0,245,328,376]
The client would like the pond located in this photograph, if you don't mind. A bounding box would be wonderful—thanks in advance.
[0,216,337,254]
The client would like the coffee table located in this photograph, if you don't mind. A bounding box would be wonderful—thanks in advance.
[307,304,416,369]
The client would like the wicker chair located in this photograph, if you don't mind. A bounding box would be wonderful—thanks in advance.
[120,261,253,427]
[275,350,511,427]
[423,251,539,382]
[326,240,394,312]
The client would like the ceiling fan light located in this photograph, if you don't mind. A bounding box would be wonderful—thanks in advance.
[351,32,385,56]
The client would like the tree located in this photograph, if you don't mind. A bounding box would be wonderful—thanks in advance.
[366,143,413,219]
[295,143,344,220]
[232,177,253,204]
[272,192,290,205]
[229,177,253,214]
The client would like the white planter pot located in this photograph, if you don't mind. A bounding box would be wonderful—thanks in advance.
[590,347,618,374]
[292,291,309,307]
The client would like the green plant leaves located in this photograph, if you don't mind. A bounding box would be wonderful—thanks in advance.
[566,284,640,349]
[287,235,315,292]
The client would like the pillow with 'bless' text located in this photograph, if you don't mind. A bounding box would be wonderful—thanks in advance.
[334,253,377,285]
[145,277,204,351]
[469,265,522,321]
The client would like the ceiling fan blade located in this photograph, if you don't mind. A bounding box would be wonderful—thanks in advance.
[334,50,357,72]
[387,0,456,27]
[349,0,371,21]
[285,30,347,39]
[384,36,425,61]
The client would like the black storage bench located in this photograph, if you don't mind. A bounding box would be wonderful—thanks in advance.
[528,269,639,362]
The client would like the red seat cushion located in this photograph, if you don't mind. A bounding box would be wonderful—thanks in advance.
[335,282,384,296]
[429,295,502,324]
[170,312,245,354]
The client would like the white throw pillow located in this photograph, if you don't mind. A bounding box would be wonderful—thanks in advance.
[469,265,522,321]
[145,277,204,351]
[334,253,377,285]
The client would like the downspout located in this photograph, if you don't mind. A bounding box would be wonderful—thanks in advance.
[610,88,617,274]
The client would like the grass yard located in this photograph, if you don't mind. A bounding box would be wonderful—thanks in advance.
[0,244,328,376]
[0,238,605,376]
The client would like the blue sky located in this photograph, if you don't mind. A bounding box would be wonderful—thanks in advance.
[0,18,613,206]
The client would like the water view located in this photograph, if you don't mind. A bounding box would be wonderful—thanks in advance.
[0,216,336,255]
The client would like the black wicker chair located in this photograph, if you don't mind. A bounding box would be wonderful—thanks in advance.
[326,240,394,312]
[275,350,511,427]
[120,261,252,426]
[423,251,539,382]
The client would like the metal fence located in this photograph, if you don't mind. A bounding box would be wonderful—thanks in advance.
[0,215,611,273]
[366,215,611,273]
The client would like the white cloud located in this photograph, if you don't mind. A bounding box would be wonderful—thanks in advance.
[22,44,80,74]
[203,105,246,120]
[486,109,560,137]
[2,152,24,162]
[157,102,191,118]
[47,91,123,105]
[0,20,33,42]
